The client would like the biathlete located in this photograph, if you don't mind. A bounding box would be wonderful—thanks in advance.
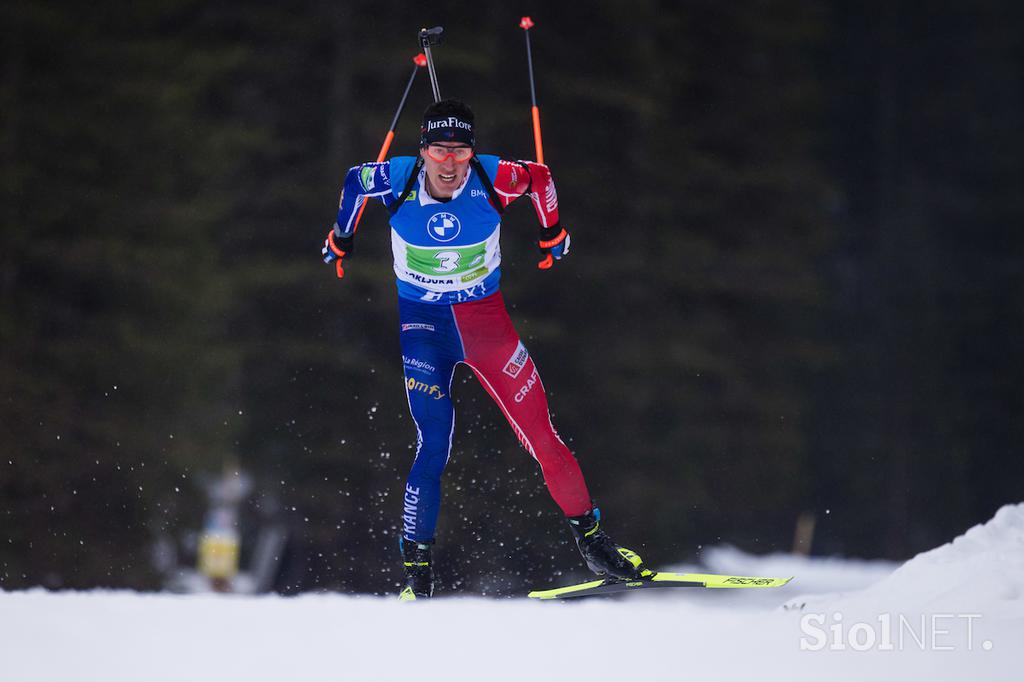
[322,99,646,600]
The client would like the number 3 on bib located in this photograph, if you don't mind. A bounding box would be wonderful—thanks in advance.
[434,251,460,273]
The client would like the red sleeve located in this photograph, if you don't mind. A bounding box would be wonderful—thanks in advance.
[492,159,560,228]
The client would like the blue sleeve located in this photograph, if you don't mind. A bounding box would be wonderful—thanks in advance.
[334,162,394,236]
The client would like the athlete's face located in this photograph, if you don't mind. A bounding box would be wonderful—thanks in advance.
[420,143,473,199]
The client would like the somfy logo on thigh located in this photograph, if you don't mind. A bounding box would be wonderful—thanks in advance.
[407,377,446,400]
[427,212,461,242]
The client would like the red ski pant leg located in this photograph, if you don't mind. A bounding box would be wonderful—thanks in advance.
[452,293,591,517]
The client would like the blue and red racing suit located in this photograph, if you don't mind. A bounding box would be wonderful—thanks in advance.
[333,155,591,542]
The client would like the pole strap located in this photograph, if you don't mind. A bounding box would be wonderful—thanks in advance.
[388,157,425,216]
[470,157,504,215]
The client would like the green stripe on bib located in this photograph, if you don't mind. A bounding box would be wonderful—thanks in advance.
[406,243,488,276]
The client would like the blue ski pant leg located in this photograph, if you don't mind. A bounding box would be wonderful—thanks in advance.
[398,298,465,542]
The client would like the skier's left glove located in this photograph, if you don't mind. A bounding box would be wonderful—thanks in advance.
[537,223,570,270]
[322,226,354,279]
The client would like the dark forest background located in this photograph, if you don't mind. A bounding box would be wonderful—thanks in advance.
[1,0,1021,595]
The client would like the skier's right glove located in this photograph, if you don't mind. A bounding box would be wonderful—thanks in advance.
[322,226,354,279]
[537,223,570,270]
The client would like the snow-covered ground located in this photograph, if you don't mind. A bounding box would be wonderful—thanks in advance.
[3,504,1023,682]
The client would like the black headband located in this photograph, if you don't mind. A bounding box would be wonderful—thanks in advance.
[420,115,475,147]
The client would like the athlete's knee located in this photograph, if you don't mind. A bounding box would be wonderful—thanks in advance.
[419,426,454,455]
[408,449,447,482]
[541,443,578,468]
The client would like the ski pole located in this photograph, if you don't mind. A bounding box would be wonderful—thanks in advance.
[519,17,544,164]
[419,26,444,102]
[520,17,555,269]
[350,52,427,239]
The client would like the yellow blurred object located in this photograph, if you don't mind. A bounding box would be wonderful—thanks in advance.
[198,531,240,580]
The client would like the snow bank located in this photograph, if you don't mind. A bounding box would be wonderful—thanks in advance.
[786,502,1024,617]
[2,505,1022,682]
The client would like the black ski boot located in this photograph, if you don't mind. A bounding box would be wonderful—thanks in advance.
[399,539,433,601]
[567,508,650,580]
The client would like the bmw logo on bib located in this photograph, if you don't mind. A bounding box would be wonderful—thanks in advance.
[427,212,461,242]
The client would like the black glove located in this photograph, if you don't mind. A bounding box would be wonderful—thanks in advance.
[322,227,354,279]
[537,223,570,269]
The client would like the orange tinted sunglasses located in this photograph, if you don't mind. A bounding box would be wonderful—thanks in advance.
[425,144,474,163]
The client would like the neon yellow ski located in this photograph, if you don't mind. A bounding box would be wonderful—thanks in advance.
[527,572,793,600]
[658,572,792,588]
